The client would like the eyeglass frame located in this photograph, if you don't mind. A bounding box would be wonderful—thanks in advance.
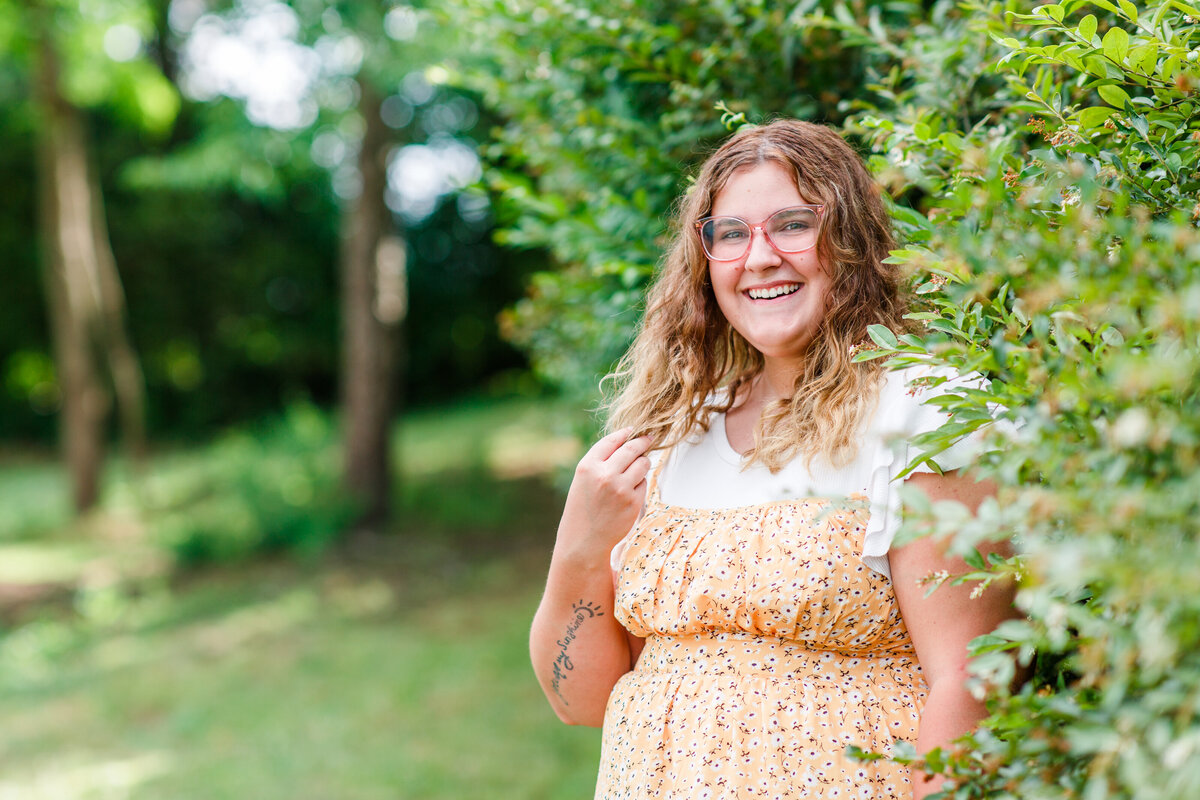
[693,204,826,262]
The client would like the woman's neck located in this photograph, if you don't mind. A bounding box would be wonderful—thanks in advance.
[725,362,801,455]
[757,357,804,403]
[731,360,801,419]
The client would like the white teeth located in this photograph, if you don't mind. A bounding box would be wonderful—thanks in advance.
[747,283,801,300]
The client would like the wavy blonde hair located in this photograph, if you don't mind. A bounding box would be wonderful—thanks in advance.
[605,119,910,471]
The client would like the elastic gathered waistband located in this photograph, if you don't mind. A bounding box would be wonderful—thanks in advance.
[635,632,919,684]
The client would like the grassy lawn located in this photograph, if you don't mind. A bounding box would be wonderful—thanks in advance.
[0,397,603,799]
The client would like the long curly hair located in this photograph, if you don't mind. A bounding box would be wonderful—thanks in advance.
[605,119,910,470]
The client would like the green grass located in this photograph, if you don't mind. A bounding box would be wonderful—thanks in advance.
[0,397,601,798]
[0,557,602,799]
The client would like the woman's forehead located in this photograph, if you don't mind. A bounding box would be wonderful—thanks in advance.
[708,162,818,217]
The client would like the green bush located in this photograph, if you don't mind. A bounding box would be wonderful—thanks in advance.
[843,2,1200,797]
[141,404,358,564]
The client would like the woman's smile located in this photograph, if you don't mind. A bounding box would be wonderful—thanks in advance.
[745,281,803,301]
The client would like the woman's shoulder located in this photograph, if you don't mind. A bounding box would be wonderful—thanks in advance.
[874,363,987,432]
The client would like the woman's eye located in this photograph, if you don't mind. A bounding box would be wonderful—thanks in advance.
[719,229,746,240]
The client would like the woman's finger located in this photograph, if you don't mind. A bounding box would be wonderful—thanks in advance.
[586,427,636,463]
[621,454,653,490]
[604,435,654,475]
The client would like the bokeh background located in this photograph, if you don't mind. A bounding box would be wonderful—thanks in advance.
[2,1,595,796]
[4,0,1200,798]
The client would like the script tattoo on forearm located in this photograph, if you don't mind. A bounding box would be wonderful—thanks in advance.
[550,599,605,705]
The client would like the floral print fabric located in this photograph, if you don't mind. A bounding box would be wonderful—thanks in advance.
[597,467,927,799]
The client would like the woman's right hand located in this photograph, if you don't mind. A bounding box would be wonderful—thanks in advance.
[556,428,654,562]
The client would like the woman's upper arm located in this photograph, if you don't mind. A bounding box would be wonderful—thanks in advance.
[889,470,1019,689]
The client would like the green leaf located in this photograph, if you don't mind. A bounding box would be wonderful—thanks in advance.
[1102,27,1130,63]
[851,348,892,363]
[1161,54,1181,80]
[1063,50,1086,71]
[927,319,961,335]
[1077,105,1116,129]
[1131,43,1160,75]
[939,132,965,152]
[1117,0,1137,20]
[1083,54,1123,78]
[1036,3,1065,22]
[1098,84,1132,108]
[1077,14,1097,43]
[867,324,899,349]
[1129,114,1150,140]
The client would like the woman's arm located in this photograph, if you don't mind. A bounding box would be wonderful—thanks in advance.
[890,470,1019,800]
[530,429,652,727]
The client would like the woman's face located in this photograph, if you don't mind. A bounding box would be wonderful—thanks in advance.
[706,161,833,371]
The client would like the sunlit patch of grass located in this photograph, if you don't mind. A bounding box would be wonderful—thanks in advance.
[0,544,99,585]
[393,397,581,540]
[0,555,600,799]
[0,396,597,797]
[0,400,600,796]
[0,750,173,800]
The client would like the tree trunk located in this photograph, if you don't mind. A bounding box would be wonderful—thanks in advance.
[89,167,148,463]
[32,11,106,511]
[30,3,148,510]
[340,79,405,527]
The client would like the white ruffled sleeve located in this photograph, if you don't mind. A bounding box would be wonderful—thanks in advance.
[861,366,994,580]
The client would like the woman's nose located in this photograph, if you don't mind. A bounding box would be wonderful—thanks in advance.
[743,227,781,270]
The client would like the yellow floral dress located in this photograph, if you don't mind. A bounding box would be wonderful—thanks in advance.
[597,462,928,799]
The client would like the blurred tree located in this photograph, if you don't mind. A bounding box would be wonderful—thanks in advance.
[15,0,180,510]
[339,75,401,525]
[0,0,526,458]
[148,0,495,525]
[298,0,458,525]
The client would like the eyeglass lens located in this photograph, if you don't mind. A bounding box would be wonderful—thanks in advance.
[699,206,819,260]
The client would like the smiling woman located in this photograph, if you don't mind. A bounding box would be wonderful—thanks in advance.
[529,119,1018,800]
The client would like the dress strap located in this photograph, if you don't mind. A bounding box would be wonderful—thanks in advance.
[644,448,669,507]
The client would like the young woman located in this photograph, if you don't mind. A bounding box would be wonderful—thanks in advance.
[530,119,1016,799]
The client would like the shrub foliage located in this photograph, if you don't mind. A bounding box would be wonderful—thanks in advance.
[844,2,1200,797]
[460,0,1200,797]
